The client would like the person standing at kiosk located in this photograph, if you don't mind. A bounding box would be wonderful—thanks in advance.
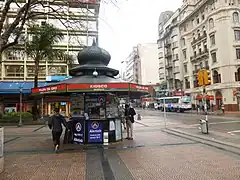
[125,104,136,140]
[48,108,67,152]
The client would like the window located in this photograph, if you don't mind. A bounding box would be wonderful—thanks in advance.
[211,52,217,63]
[210,34,215,45]
[183,50,187,59]
[202,14,205,20]
[209,18,214,29]
[5,65,24,77]
[235,68,240,81]
[197,18,200,24]
[236,48,240,59]
[185,79,190,89]
[182,38,186,46]
[184,64,188,73]
[233,12,239,23]
[213,70,221,83]
[234,30,240,40]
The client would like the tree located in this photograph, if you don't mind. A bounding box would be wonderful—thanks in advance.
[26,23,64,120]
[0,0,123,55]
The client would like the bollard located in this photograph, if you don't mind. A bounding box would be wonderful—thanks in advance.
[137,114,141,120]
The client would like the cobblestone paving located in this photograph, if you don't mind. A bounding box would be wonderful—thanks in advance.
[118,144,240,180]
[1,152,86,180]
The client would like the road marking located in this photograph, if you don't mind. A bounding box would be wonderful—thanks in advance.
[228,130,240,134]
[189,120,240,127]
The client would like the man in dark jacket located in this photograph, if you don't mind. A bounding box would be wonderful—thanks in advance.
[48,108,67,152]
[125,104,136,140]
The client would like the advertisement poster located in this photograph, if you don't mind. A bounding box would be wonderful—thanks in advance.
[88,121,103,143]
[115,119,122,141]
[73,120,85,144]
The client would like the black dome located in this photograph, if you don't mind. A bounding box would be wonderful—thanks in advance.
[77,40,111,66]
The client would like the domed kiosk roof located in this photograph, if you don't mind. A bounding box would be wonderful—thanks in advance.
[54,40,121,85]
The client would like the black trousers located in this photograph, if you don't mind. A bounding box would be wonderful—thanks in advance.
[52,131,62,147]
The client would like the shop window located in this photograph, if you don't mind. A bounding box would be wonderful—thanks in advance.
[233,12,239,23]
[213,70,221,83]
[235,68,240,81]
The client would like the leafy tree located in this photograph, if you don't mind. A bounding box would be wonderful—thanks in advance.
[26,23,64,120]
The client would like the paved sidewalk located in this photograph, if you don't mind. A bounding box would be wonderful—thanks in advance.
[1,125,240,179]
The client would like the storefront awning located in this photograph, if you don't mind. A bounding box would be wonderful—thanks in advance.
[0,82,47,94]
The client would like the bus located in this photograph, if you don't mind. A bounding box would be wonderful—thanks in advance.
[156,96,192,112]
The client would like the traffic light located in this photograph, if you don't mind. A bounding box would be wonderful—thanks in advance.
[203,70,211,85]
[197,71,204,86]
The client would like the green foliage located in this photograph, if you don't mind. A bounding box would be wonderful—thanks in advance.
[26,23,64,62]
[3,112,32,119]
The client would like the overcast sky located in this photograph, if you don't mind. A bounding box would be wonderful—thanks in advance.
[98,0,182,70]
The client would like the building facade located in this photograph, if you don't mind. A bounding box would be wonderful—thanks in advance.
[157,10,183,93]
[158,0,240,111]
[179,0,240,111]
[123,43,159,85]
[0,0,100,82]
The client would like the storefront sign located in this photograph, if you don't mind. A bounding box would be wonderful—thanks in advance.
[88,121,103,143]
[68,83,129,92]
[31,84,67,95]
[73,120,85,144]
[130,84,152,93]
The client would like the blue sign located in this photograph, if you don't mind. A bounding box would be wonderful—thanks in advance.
[46,76,72,82]
[88,121,103,143]
[73,119,85,144]
[167,104,172,108]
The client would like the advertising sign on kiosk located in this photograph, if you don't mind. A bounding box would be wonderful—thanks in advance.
[73,119,85,144]
[88,121,103,143]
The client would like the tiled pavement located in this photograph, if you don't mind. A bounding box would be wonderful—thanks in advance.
[1,125,240,179]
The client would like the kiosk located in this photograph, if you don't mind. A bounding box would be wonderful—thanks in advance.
[31,40,153,144]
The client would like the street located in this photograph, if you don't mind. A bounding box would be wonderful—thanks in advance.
[1,109,240,179]
[136,109,240,136]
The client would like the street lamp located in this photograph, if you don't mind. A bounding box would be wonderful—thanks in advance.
[18,85,23,127]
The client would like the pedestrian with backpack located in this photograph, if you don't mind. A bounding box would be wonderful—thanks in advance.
[125,104,136,140]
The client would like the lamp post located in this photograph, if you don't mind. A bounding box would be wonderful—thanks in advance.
[18,86,23,127]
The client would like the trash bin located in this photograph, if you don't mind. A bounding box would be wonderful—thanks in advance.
[199,119,208,134]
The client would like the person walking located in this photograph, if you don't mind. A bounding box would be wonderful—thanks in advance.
[221,103,225,114]
[125,104,136,140]
[48,108,67,152]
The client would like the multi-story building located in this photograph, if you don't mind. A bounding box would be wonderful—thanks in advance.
[157,9,183,93]
[0,0,100,82]
[123,43,159,85]
[179,0,240,111]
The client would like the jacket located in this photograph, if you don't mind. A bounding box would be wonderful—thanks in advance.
[48,115,67,132]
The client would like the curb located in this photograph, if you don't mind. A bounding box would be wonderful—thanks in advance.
[163,128,240,156]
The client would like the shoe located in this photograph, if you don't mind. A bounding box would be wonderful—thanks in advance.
[55,145,59,153]
[129,137,133,140]
[125,137,130,140]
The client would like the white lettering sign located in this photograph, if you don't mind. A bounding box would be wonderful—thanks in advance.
[90,84,108,89]
[73,138,83,143]
[136,85,148,90]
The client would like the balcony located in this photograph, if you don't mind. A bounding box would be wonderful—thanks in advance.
[166,73,174,80]
[173,67,180,74]
[190,49,209,62]
[172,54,179,61]
[164,40,171,47]
[165,51,172,58]
[165,62,173,69]
[172,42,178,49]
[191,31,207,45]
